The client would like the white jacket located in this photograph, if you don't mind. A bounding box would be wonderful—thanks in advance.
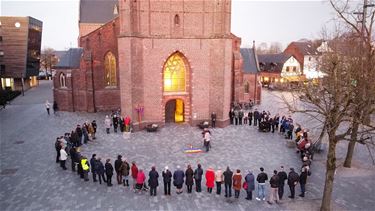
[215,170,224,182]
[60,149,68,161]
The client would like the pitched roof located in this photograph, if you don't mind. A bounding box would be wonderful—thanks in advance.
[240,48,260,74]
[291,41,320,56]
[55,48,83,69]
[257,53,291,72]
[79,0,118,24]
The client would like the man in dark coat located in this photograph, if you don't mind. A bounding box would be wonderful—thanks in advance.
[69,146,77,172]
[96,158,106,184]
[105,159,114,186]
[90,154,98,182]
[75,125,83,146]
[194,164,203,192]
[239,109,244,125]
[277,166,288,200]
[185,165,194,193]
[248,111,253,126]
[112,115,119,133]
[55,138,61,163]
[299,167,308,197]
[91,120,97,139]
[287,168,299,199]
[223,166,233,198]
[253,109,260,126]
[267,170,280,204]
[229,109,234,124]
[114,155,123,185]
[162,166,172,195]
[211,112,217,128]
[148,166,159,196]
[173,166,185,194]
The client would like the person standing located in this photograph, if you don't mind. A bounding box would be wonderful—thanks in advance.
[223,166,233,198]
[112,114,119,133]
[120,159,130,186]
[131,162,139,189]
[162,166,172,195]
[185,165,194,193]
[277,166,288,200]
[90,154,97,182]
[45,100,51,115]
[232,169,242,198]
[194,164,203,192]
[148,166,159,196]
[115,155,123,185]
[267,170,280,204]
[91,120,97,139]
[211,112,217,128]
[253,109,259,126]
[245,170,255,200]
[256,167,268,201]
[287,168,299,199]
[205,167,215,193]
[96,158,107,185]
[75,125,83,146]
[135,169,146,192]
[248,111,253,126]
[299,167,308,197]
[53,101,58,115]
[105,159,114,186]
[59,146,68,170]
[104,115,111,134]
[81,156,90,181]
[69,146,77,172]
[239,109,244,125]
[229,108,234,125]
[215,167,224,195]
[203,128,211,152]
[173,166,185,194]
[55,138,61,163]
[234,109,239,125]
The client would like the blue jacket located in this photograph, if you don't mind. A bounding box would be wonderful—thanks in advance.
[173,169,185,185]
[245,173,255,191]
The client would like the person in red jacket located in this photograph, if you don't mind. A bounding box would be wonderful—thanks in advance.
[205,167,215,193]
[131,161,138,189]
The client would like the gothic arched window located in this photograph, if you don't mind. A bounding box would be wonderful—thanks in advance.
[163,52,186,92]
[59,73,66,88]
[104,52,117,87]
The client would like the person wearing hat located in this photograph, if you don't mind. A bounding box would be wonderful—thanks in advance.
[162,166,172,195]
[287,168,299,199]
[173,165,185,194]
[277,166,288,200]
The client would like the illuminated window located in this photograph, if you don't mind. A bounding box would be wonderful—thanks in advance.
[244,82,249,93]
[163,52,186,92]
[104,52,117,87]
[59,73,66,87]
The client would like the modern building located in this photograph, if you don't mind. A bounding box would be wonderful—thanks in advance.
[54,0,260,129]
[0,16,43,91]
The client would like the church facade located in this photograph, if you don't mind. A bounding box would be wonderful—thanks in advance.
[53,0,261,129]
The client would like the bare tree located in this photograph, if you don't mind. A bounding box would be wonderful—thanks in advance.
[256,42,283,54]
[40,47,58,73]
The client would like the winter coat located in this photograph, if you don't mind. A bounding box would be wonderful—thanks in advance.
[173,169,185,186]
[96,160,105,174]
[245,173,255,191]
[299,171,308,185]
[136,171,146,184]
[270,174,280,188]
[119,161,130,176]
[248,112,253,120]
[185,168,194,186]
[223,169,233,185]
[287,170,299,186]
[105,162,114,176]
[232,173,242,190]
[131,164,138,179]
[114,159,122,173]
[148,170,159,188]
[105,118,111,128]
[254,111,260,120]
[90,158,97,173]
[75,127,83,138]
[162,170,172,183]
[277,171,288,186]
[256,172,268,183]
[215,170,224,182]
[59,149,68,161]
[194,167,203,181]
[205,169,215,188]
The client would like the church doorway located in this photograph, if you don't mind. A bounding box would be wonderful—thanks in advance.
[165,99,184,123]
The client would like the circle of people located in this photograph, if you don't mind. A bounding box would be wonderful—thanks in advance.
[55,107,313,204]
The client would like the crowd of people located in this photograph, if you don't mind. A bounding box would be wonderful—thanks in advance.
[55,107,313,204]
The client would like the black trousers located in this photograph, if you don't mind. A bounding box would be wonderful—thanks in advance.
[195,179,202,192]
[98,173,106,184]
[278,185,284,199]
[249,119,252,126]
[211,120,216,128]
[150,187,157,196]
[92,172,97,182]
[164,181,171,195]
[60,160,67,169]
[289,185,295,198]
[230,117,233,124]
[225,183,232,197]
[71,160,76,171]
[107,174,113,186]
[235,118,238,125]
[207,187,212,193]
[56,150,60,163]
[187,184,193,193]
[246,190,253,200]
[239,118,242,125]
[254,119,258,126]
[235,190,240,198]
[216,182,222,194]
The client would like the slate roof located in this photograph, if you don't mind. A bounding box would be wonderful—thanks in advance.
[79,0,118,24]
[291,41,320,55]
[257,53,291,72]
[240,48,260,74]
[55,48,83,69]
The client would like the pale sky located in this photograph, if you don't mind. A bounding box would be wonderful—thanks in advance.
[1,0,339,50]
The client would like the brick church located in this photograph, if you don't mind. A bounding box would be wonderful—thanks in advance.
[53,0,261,128]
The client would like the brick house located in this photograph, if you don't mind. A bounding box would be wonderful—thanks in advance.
[239,46,261,104]
[53,0,259,129]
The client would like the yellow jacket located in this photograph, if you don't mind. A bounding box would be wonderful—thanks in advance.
[81,158,89,171]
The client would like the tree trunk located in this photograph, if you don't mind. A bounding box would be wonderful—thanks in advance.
[343,121,359,168]
[320,135,337,211]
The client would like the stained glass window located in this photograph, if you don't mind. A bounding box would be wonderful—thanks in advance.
[104,52,117,87]
[163,52,186,92]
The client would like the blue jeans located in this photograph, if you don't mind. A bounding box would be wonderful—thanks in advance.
[258,183,266,199]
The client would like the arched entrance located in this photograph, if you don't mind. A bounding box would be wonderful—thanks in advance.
[165,99,184,123]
